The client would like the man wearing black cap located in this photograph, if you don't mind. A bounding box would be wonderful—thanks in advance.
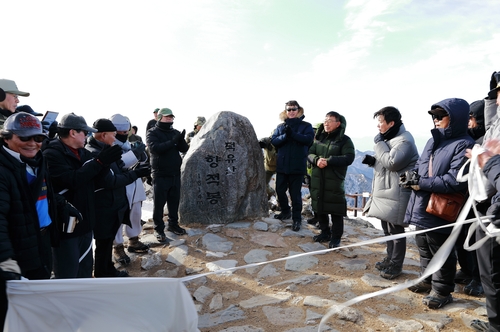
[85,119,149,277]
[0,79,29,130]
[146,108,160,134]
[43,113,123,278]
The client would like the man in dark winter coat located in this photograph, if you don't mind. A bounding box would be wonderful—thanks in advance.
[147,108,189,243]
[85,119,149,277]
[271,100,314,232]
[0,113,60,328]
[43,113,122,278]
[404,98,474,309]
[0,79,29,130]
[308,111,354,247]
[363,107,419,280]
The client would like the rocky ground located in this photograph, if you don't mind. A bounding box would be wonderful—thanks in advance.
[116,199,488,332]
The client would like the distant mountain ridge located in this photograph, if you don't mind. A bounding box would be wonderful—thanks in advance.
[345,149,374,207]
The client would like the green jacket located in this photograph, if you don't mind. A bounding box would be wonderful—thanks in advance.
[308,115,355,215]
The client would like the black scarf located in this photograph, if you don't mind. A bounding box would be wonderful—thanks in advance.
[157,122,173,131]
[381,120,403,141]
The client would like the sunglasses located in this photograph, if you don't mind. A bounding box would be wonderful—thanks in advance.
[286,108,298,112]
[432,114,449,121]
[75,129,89,136]
[19,135,46,143]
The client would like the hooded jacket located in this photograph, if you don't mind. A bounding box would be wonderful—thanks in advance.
[404,98,475,232]
[271,109,314,175]
[364,124,419,226]
[308,114,355,215]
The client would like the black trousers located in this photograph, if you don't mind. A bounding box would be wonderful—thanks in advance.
[317,214,344,240]
[476,227,500,332]
[52,231,93,279]
[455,223,480,281]
[415,228,456,296]
[94,238,118,277]
[381,220,406,268]
[152,175,181,233]
[275,173,302,222]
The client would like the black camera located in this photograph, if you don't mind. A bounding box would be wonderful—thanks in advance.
[399,170,420,188]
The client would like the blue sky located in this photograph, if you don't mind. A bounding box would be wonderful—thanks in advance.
[3,0,499,151]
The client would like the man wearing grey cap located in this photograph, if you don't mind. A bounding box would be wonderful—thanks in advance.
[0,79,29,130]
[43,113,122,278]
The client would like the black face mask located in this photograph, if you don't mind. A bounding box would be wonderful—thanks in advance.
[116,133,128,143]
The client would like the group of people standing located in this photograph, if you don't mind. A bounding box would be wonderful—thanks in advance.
[266,72,500,331]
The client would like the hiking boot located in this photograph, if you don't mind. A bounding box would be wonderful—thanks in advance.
[380,261,402,280]
[307,216,319,225]
[313,230,331,243]
[408,281,432,293]
[464,279,484,296]
[167,224,187,236]
[154,230,169,243]
[470,319,489,332]
[329,238,341,248]
[274,211,291,220]
[375,257,391,271]
[113,244,131,265]
[127,237,149,253]
[422,290,453,309]
[454,269,472,284]
[292,220,301,232]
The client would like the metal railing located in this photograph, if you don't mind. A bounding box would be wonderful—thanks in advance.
[346,192,371,217]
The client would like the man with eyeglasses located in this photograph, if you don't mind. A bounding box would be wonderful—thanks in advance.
[271,100,314,231]
[43,113,123,278]
[0,79,30,130]
[0,113,58,328]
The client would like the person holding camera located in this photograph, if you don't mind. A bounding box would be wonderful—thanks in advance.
[271,100,314,232]
[402,99,474,309]
[362,107,419,280]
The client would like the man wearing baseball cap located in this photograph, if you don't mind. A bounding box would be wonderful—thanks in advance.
[0,113,58,328]
[43,113,122,278]
[0,79,30,130]
[146,108,160,133]
[146,108,188,242]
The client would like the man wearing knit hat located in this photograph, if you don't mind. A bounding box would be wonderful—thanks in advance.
[109,114,150,265]
[146,108,188,242]
[0,79,30,130]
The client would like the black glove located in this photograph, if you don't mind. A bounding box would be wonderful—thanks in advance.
[96,145,122,165]
[374,133,384,143]
[133,164,151,178]
[180,129,186,141]
[0,270,21,281]
[259,140,267,149]
[48,121,58,138]
[399,170,420,188]
[131,142,146,159]
[146,175,153,186]
[285,125,294,138]
[66,201,83,223]
[362,155,376,166]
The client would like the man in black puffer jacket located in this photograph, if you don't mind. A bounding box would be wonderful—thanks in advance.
[146,108,189,243]
[0,113,62,328]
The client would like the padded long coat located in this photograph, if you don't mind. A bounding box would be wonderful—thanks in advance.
[308,115,355,215]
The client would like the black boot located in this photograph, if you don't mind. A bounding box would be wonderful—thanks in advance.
[292,219,301,232]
